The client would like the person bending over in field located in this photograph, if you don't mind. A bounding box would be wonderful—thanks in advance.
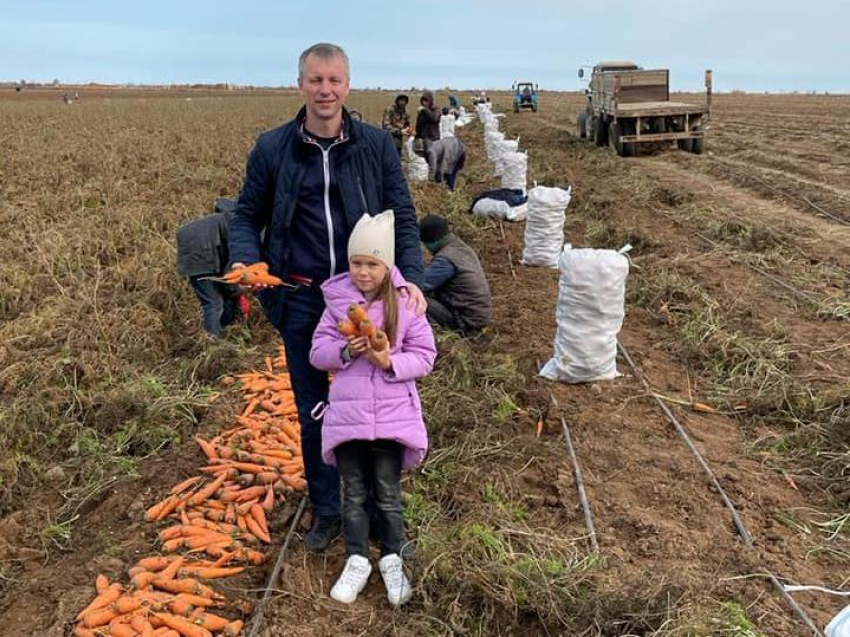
[227,42,427,553]
[176,198,250,338]
[430,135,466,191]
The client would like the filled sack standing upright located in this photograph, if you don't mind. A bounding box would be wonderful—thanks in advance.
[501,151,528,193]
[440,113,456,138]
[520,185,572,267]
[540,244,630,383]
[406,136,429,182]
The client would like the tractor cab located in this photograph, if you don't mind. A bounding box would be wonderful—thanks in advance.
[512,81,538,112]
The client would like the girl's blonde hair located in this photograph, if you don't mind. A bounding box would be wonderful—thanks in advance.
[378,272,398,347]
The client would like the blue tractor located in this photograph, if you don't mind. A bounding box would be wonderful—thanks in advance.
[512,81,538,113]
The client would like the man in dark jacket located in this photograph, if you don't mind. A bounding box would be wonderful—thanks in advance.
[228,43,426,553]
[415,90,442,180]
[420,215,491,334]
[177,198,247,338]
[382,94,410,157]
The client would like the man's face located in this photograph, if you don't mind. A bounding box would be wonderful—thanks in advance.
[298,54,350,124]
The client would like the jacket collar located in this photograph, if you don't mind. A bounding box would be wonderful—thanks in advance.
[427,233,456,254]
[295,105,359,145]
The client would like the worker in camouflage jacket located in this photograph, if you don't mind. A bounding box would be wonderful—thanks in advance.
[381,94,410,156]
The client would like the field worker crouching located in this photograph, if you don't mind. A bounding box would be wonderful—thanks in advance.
[310,211,436,606]
[176,197,249,338]
[420,214,491,335]
[228,42,427,554]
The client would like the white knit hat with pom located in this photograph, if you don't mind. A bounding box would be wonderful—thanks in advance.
[348,210,395,269]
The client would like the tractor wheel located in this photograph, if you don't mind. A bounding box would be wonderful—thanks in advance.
[593,117,608,146]
[577,112,588,139]
[532,103,538,112]
[691,127,706,154]
[513,103,519,113]
[609,121,634,157]
[677,138,693,152]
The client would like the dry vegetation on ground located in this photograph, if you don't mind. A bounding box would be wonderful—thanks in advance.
[0,89,848,636]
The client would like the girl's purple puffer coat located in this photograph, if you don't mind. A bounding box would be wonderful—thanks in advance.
[309,267,437,469]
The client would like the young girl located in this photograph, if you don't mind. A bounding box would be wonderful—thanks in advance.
[310,210,437,606]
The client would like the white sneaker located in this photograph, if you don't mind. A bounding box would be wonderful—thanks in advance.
[330,555,372,604]
[378,553,412,606]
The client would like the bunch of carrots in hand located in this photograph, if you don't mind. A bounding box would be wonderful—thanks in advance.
[208,262,284,288]
[337,303,388,351]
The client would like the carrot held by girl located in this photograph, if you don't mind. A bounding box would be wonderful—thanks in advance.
[309,210,437,606]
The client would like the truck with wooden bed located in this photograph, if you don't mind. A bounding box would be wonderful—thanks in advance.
[577,61,712,156]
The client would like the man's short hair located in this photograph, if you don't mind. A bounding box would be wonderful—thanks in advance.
[298,43,350,81]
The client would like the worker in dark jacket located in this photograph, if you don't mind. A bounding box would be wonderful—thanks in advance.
[177,198,248,338]
[415,90,442,180]
[420,215,491,334]
[228,43,426,554]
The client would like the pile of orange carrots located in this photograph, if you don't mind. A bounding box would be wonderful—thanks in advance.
[73,347,304,637]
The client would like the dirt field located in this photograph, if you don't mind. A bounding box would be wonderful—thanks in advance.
[0,89,848,636]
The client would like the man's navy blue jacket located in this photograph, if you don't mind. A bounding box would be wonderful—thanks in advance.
[228,107,424,327]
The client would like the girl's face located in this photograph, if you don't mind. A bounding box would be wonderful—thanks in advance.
[349,255,388,294]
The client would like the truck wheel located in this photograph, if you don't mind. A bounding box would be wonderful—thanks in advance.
[609,121,634,157]
[577,112,588,139]
[691,127,706,154]
[593,117,608,146]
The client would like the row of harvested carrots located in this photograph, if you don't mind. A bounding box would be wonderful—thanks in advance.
[74,347,304,637]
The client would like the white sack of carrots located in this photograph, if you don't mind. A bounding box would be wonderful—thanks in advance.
[540,244,630,383]
[521,186,572,268]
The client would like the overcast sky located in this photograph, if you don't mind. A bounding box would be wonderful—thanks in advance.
[2,0,847,92]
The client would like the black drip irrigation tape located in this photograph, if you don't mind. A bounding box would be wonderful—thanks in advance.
[767,571,828,637]
[617,339,826,636]
[246,495,308,637]
[654,207,850,323]
[617,340,754,546]
[559,415,599,553]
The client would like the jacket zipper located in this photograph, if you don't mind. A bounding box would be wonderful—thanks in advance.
[305,138,345,277]
[371,365,378,439]
[356,175,368,215]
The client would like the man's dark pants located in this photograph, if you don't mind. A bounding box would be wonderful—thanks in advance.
[190,277,239,337]
[278,287,341,518]
[425,292,465,332]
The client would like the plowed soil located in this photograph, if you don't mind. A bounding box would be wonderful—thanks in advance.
[1,90,848,637]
